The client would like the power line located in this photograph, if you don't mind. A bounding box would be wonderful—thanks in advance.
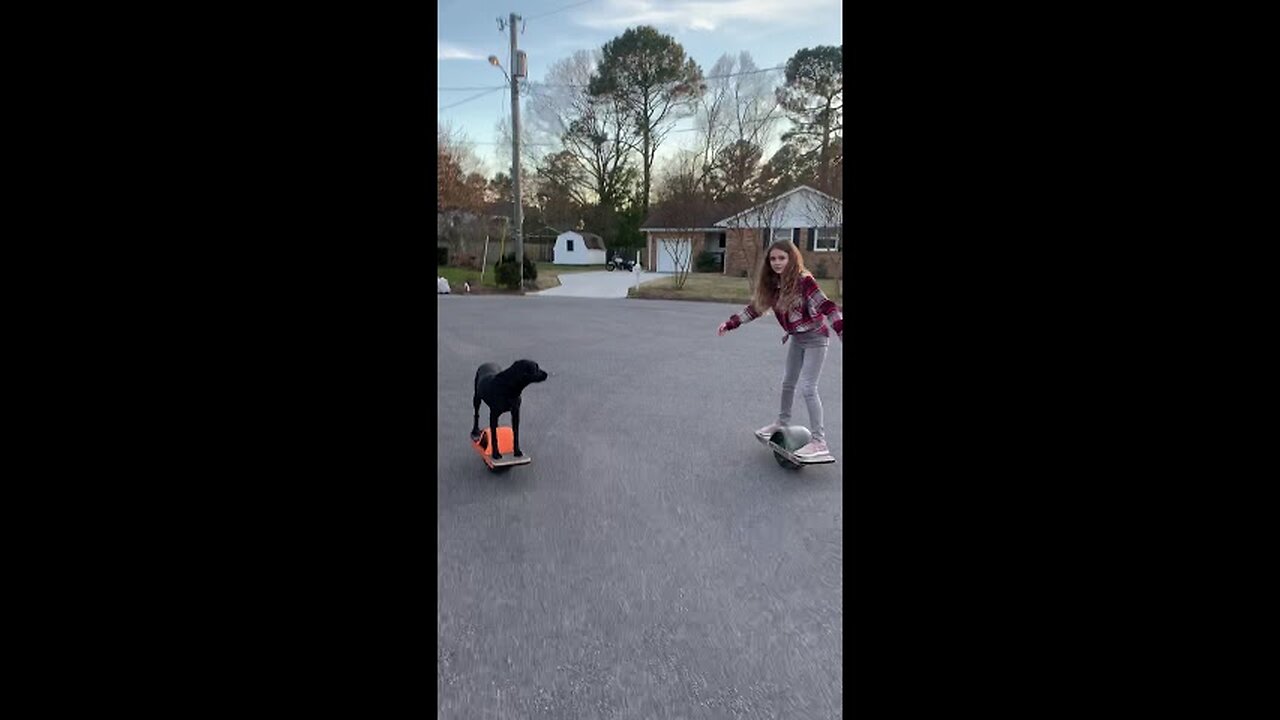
[438,85,506,91]
[528,65,786,90]
[708,65,786,80]
[440,86,505,111]
[469,141,554,147]
[525,0,595,21]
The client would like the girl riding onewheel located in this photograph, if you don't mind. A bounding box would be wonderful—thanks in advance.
[717,240,843,465]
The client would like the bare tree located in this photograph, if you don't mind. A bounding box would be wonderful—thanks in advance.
[713,140,765,204]
[524,51,594,152]
[687,54,735,197]
[492,115,541,186]
[650,157,706,289]
[656,223,698,291]
[437,122,484,209]
[688,53,782,201]
[524,50,637,210]
[438,122,482,168]
[437,123,491,266]
[730,53,784,149]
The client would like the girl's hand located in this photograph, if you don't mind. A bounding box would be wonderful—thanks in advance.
[717,323,729,336]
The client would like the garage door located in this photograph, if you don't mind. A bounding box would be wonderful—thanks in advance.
[656,238,691,273]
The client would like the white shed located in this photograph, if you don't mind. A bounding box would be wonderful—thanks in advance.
[553,231,607,265]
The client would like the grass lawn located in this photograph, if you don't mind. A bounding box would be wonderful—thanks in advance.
[436,265,503,292]
[437,262,609,293]
[628,272,843,305]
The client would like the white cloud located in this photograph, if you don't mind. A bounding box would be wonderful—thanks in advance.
[574,0,839,32]
[438,41,485,61]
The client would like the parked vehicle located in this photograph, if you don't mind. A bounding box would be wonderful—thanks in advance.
[605,254,636,272]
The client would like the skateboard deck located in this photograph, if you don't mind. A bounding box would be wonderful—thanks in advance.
[471,426,531,471]
[756,429,835,468]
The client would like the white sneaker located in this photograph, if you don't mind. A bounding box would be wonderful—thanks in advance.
[795,440,830,458]
[755,422,785,439]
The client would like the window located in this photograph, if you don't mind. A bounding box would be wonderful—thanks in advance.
[765,228,792,247]
[815,226,840,252]
[567,239,575,252]
[718,234,726,249]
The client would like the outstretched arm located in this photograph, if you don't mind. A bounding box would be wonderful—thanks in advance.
[718,303,761,336]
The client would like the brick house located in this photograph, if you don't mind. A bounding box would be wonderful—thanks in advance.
[640,185,843,278]
[640,200,739,274]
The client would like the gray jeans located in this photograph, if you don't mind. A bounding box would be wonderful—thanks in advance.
[778,330,830,441]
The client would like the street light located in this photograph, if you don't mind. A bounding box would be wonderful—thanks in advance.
[488,44,524,289]
[487,55,508,80]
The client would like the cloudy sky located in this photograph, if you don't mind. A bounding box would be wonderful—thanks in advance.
[437,0,843,175]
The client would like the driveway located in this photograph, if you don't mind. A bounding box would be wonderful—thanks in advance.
[532,269,667,298]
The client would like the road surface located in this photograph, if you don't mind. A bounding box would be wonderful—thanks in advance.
[438,294,845,719]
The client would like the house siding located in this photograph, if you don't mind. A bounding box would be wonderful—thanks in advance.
[711,185,844,278]
[723,228,843,278]
[722,228,763,277]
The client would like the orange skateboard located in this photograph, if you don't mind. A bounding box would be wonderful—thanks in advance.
[470,426,532,472]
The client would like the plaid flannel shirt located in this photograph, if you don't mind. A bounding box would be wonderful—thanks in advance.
[724,274,844,343]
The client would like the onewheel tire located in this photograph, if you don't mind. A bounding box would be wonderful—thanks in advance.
[769,426,812,450]
[769,427,812,470]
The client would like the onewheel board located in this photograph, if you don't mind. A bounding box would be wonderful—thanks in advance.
[756,427,835,469]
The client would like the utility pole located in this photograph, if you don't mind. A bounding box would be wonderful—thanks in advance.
[508,12,525,289]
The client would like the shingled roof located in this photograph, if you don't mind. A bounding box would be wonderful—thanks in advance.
[713,185,841,226]
[574,232,605,250]
[640,199,748,230]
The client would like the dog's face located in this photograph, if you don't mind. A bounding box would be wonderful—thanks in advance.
[511,359,549,385]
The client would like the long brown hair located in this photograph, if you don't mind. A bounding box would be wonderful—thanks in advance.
[752,240,809,314]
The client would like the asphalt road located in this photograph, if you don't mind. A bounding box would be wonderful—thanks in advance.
[438,294,844,719]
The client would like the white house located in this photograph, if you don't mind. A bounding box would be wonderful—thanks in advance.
[553,231,607,265]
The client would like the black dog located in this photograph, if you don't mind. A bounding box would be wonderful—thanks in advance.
[471,359,549,460]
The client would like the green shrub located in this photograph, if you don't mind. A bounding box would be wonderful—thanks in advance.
[436,247,448,266]
[493,254,538,289]
[814,260,829,278]
[695,251,720,272]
